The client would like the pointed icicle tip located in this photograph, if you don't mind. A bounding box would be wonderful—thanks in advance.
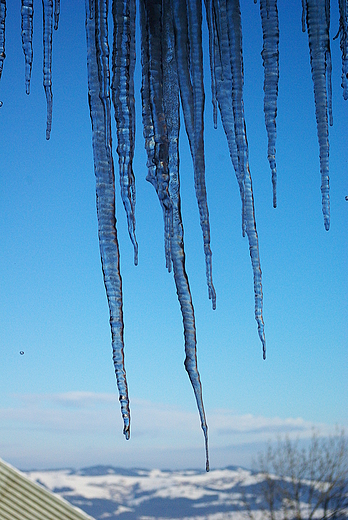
[260,326,266,360]
[123,425,130,440]
[54,0,60,30]
[134,249,138,266]
[304,0,331,232]
[260,0,279,208]
[21,0,34,95]
[204,425,209,472]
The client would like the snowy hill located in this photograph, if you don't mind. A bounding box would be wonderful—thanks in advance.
[24,466,265,519]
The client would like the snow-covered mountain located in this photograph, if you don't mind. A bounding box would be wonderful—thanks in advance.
[24,466,265,519]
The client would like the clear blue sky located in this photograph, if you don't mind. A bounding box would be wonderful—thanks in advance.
[0,1,347,471]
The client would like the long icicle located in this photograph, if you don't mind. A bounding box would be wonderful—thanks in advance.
[338,0,348,100]
[0,0,6,85]
[303,0,331,230]
[205,0,240,183]
[140,0,172,272]
[260,0,279,208]
[111,0,138,265]
[227,0,266,357]
[206,0,266,357]
[21,0,34,95]
[173,0,216,310]
[85,0,130,440]
[163,0,209,472]
[326,0,333,127]
[42,0,53,139]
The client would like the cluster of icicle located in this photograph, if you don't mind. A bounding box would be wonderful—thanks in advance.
[0,0,347,471]
[1,1,60,136]
[85,0,268,471]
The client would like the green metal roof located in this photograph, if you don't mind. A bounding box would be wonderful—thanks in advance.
[0,458,95,520]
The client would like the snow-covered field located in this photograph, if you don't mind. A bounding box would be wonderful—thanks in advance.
[24,466,265,519]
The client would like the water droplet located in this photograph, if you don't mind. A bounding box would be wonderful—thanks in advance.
[345,195,348,201]
[19,351,25,355]
[0,101,3,108]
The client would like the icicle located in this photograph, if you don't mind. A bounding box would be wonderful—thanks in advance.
[42,0,53,140]
[111,0,138,266]
[21,0,34,95]
[85,0,130,440]
[0,0,6,83]
[226,0,249,238]
[89,0,94,19]
[163,0,209,472]
[140,0,172,272]
[302,0,307,33]
[204,0,218,129]
[326,48,333,126]
[54,0,60,31]
[173,0,216,310]
[227,0,266,357]
[338,0,348,100]
[205,0,266,357]
[205,0,240,176]
[326,0,333,127]
[260,0,279,208]
[303,0,331,230]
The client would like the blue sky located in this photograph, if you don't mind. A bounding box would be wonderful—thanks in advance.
[0,1,347,471]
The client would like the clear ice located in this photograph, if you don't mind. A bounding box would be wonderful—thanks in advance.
[85,0,130,440]
[21,0,34,95]
[259,0,279,208]
[302,0,331,230]
[338,0,348,99]
[42,0,53,140]
[54,0,60,30]
[112,0,138,266]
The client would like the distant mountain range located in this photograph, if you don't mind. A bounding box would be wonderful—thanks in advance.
[24,465,265,519]
[24,464,348,520]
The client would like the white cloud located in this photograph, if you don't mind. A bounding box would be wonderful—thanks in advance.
[2,392,324,437]
[0,392,341,471]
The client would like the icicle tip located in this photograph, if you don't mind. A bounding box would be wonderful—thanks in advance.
[272,168,277,208]
[204,433,209,472]
[209,286,217,310]
[259,329,266,360]
[123,424,130,440]
[201,421,209,472]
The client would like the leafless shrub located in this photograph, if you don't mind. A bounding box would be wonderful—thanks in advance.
[246,428,348,520]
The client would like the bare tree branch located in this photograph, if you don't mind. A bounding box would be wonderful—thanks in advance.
[249,428,348,520]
